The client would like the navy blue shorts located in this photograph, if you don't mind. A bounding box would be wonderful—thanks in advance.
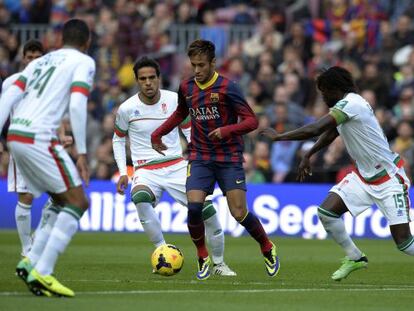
[186,160,246,195]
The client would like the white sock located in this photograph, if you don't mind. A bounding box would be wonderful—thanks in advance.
[398,236,414,255]
[27,198,60,265]
[203,208,224,265]
[318,208,363,260]
[15,201,32,256]
[136,202,165,248]
[35,206,82,276]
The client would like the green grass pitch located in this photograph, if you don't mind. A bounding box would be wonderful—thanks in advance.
[0,231,412,310]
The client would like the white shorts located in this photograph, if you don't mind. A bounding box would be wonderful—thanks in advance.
[131,159,188,206]
[330,168,411,225]
[8,139,82,198]
[7,155,30,193]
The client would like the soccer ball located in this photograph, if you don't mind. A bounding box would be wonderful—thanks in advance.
[151,244,184,276]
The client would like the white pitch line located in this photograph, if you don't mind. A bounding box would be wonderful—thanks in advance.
[2,287,414,296]
[66,279,414,288]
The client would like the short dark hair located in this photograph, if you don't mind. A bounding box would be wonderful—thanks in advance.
[62,19,90,47]
[23,39,44,56]
[187,39,215,62]
[133,56,160,79]
[316,66,357,93]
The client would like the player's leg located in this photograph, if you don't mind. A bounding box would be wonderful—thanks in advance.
[17,198,61,281]
[131,181,165,248]
[380,171,414,255]
[226,189,279,277]
[25,198,61,266]
[25,186,88,297]
[217,162,279,277]
[321,174,372,281]
[166,162,235,276]
[390,224,414,255]
[10,140,84,297]
[15,192,34,256]
[186,160,215,280]
[8,156,34,256]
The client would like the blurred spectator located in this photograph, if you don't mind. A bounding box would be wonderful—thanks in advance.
[271,139,300,183]
[30,0,52,24]
[391,121,414,156]
[357,62,389,108]
[361,89,377,109]
[232,2,255,25]
[252,141,273,182]
[175,2,197,25]
[393,14,414,49]
[283,21,312,64]
[323,137,350,182]
[200,10,227,58]
[265,84,305,127]
[393,87,414,122]
[243,152,266,184]
[242,17,283,58]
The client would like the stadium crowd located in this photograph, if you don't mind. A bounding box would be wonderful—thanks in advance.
[1,0,414,184]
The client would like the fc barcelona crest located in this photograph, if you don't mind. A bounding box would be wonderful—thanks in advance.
[210,93,219,103]
[162,103,167,114]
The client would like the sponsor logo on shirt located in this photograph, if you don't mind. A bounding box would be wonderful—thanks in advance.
[162,103,167,114]
[189,106,220,120]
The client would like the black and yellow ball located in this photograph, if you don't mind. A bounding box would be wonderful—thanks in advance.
[151,244,184,276]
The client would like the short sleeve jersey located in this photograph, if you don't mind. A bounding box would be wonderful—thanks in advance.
[115,90,183,166]
[329,93,400,181]
[9,48,95,140]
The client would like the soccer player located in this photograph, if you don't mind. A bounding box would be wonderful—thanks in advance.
[1,40,71,258]
[151,40,279,280]
[113,56,235,276]
[2,40,44,257]
[0,19,95,297]
[261,66,414,281]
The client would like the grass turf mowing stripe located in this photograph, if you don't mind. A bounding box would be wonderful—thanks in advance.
[2,287,414,296]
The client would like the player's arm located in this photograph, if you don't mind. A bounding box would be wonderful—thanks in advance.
[151,85,189,154]
[69,59,95,186]
[211,82,258,140]
[261,113,337,142]
[0,79,26,159]
[179,115,191,143]
[112,108,129,194]
[0,76,26,132]
[297,128,339,181]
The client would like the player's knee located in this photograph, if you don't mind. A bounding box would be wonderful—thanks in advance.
[187,202,204,221]
[317,207,340,225]
[18,193,34,205]
[131,189,153,205]
[76,196,89,210]
[201,200,216,220]
[229,207,247,221]
[397,236,414,255]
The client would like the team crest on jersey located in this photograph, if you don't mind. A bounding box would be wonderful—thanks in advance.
[210,93,219,103]
[162,103,167,114]
[134,110,140,116]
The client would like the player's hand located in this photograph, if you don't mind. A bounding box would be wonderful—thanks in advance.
[297,156,312,182]
[208,128,222,141]
[117,175,129,195]
[76,154,90,187]
[60,135,73,148]
[151,141,168,156]
[259,128,280,141]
